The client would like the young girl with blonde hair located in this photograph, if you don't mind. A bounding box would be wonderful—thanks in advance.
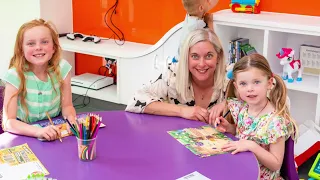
[1,19,76,141]
[214,54,298,179]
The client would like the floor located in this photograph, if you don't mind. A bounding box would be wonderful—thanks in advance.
[74,94,313,179]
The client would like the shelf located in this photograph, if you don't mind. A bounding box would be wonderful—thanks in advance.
[213,9,320,36]
[214,24,265,60]
[279,74,320,94]
[59,37,152,58]
[71,85,118,103]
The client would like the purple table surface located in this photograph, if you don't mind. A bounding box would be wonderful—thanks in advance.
[0,111,260,180]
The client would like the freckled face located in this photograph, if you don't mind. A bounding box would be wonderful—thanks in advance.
[22,26,55,67]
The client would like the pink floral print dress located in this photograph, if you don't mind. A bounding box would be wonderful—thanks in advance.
[227,98,294,180]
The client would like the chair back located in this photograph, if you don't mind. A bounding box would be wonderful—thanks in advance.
[280,137,299,180]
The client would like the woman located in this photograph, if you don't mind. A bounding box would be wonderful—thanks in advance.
[125,29,227,123]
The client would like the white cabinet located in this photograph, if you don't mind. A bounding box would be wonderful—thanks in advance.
[213,9,320,126]
[118,47,164,104]
[163,24,183,68]
[59,21,183,105]
[59,36,166,105]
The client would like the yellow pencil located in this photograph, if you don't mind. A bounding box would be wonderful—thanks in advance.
[46,112,62,142]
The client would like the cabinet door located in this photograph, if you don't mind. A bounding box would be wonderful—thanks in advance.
[118,47,164,105]
[163,29,182,68]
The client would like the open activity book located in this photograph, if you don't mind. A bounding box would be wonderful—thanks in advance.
[32,114,106,139]
[168,125,233,158]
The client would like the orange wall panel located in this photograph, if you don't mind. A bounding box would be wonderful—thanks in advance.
[73,0,319,75]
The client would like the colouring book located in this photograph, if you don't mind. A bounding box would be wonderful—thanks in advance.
[32,114,106,138]
[168,125,233,158]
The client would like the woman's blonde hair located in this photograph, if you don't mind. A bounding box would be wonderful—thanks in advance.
[176,28,225,101]
[7,18,63,122]
[232,53,298,140]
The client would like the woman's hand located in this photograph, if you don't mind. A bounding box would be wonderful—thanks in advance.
[180,106,209,122]
[36,125,61,141]
[208,100,226,124]
[222,139,256,154]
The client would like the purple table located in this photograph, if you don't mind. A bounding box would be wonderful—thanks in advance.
[0,111,260,180]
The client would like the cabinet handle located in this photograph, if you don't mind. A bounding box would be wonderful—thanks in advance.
[153,54,159,70]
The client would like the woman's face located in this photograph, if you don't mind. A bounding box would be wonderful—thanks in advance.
[188,41,218,83]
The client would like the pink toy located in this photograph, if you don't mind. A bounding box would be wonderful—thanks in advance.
[276,48,303,83]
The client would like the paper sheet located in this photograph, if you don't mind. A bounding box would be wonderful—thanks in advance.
[176,171,211,180]
[0,162,48,180]
[0,144,49,180]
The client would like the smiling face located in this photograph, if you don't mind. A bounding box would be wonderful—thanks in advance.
[22,26,55,68]
[188,41,218,83]
[233,67,272,106]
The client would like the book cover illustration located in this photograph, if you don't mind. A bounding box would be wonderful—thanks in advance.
[32,118,72,137]
[168,125,233,158]
[0,143,49,179]
[32,114,106,138]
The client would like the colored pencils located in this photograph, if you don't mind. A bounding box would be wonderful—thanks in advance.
[68,113,102,140]
[223,110,231,118]
[71,113,102,161]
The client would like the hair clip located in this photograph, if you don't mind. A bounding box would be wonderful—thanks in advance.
[227,69,233,80]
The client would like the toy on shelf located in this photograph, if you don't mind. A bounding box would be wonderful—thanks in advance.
[276,48,303,83]
[104,58,117,83]
[230,0,261,14]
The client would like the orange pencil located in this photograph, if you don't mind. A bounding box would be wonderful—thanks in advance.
[45,112,62,142]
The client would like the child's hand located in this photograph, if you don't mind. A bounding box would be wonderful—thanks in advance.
[181,106,209,122]
[222,139,255,154]
[36,125,61,141]
[204,13,214,30]
[213,116,230,133]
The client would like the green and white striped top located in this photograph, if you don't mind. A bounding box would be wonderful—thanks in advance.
[2,59,72,123]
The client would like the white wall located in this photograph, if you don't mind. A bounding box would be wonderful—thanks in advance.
[0,0,74,78]
[40,0,73,34]
[40,0,75,76]
[0,0,41,77]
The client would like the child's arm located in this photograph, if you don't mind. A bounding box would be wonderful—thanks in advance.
[249,137,285,171]
[61,73,76,124]
[204,13,214,31]
[3,83,60,140]
[226,123,236,135]
[3,83,39,136]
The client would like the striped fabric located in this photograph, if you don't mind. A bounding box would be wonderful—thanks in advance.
[2,59,72,123]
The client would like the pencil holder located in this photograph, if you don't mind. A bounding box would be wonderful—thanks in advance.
[77,137,97,161]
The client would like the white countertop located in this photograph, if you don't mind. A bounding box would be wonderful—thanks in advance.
[59,22,183,58]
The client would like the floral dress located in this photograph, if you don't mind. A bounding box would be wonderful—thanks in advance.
[227,98,294,180]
